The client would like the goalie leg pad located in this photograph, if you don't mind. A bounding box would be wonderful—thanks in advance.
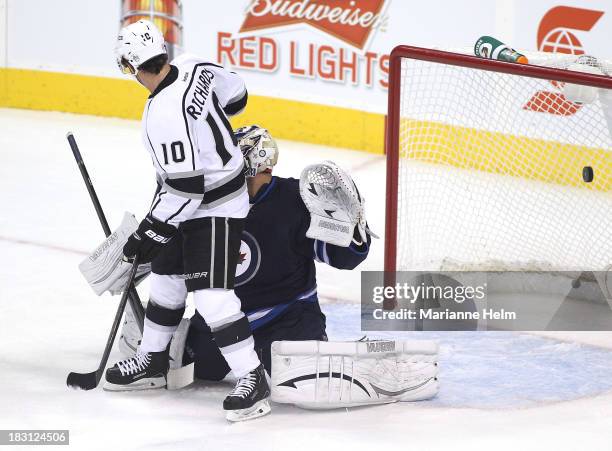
[271,340,439,409]
[167,318,195,390]
[118,303,141,357]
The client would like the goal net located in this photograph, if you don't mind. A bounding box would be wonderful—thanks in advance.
[384,46,612,274]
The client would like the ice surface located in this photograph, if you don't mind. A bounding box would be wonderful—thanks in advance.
[1,109,612,451]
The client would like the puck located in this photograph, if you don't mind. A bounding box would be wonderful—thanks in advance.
[583,166,594,183]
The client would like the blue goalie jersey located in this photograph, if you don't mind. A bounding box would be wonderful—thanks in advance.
[234,176,370,329]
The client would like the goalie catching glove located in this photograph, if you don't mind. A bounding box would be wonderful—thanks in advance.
[79,212,152,296]
[299,161,377,247]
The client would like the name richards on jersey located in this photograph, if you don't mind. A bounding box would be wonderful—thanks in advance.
[186,67,215,121]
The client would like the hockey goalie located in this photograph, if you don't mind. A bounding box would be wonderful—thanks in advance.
[185,126,439,408]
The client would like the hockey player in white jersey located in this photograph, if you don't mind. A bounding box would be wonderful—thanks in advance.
[107,19,270,421]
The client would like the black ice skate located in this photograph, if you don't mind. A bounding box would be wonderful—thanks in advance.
[104,349,168,391]
[223,364,271,421]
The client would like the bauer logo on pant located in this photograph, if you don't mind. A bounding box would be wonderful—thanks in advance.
[183,272,209,280]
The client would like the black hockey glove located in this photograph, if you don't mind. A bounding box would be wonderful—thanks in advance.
[123,215,177,264]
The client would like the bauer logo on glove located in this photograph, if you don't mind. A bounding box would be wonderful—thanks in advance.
[143,228,172,243]
[123,215,177,263]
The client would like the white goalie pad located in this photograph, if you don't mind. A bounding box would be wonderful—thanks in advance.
[299,161,366,247]
[79,212,151,296]
[271,340,439,409]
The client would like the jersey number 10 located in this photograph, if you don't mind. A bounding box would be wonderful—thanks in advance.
[161,141,185,165]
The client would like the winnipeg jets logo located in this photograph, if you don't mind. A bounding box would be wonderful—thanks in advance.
[235,231,262,287]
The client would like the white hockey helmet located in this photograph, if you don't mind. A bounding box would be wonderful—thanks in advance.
[115,19,167,75]
[235,125,279,177]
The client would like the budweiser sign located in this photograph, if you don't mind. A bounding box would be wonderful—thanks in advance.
[239,0,388,49]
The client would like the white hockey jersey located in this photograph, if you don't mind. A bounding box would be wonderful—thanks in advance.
[142,54,249,227]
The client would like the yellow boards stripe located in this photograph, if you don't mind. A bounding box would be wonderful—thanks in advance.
[0,67,385,153]
[229,94,385,154]
[401,119,611,193]
[0,68,149,119]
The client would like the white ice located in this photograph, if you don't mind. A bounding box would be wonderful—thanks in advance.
[1,108,612,451]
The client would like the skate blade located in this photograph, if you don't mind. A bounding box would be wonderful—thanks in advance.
[103,376,166,392]
[225,399,271,422]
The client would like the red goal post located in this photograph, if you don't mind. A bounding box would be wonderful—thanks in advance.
[384,45,612,278]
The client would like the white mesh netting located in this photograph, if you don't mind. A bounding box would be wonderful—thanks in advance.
[394,50,612,272]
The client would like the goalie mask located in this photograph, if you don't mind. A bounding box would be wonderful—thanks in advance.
[115,19,167,75]
[235,125,279,177]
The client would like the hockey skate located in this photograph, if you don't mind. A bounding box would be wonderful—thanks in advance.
[223,364,271,422]
[104,349,168,391]
[116,315,194,390]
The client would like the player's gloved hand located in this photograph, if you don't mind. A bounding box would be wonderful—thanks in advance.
[123,215,177,264]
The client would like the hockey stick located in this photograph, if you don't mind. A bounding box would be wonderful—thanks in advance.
[66,132,145,332]
[67,256,140,390]
[67,132,194,390]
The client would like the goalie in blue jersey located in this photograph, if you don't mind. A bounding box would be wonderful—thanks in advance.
[183,125,373,380]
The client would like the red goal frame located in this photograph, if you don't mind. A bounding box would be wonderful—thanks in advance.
[384,45,612,276]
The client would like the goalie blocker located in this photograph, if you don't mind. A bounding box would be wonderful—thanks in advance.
[271,340,439,409]
[79,212,151,296]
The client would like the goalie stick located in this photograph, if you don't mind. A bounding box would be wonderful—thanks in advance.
[66,132,146,331]
[67,256,140,390]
